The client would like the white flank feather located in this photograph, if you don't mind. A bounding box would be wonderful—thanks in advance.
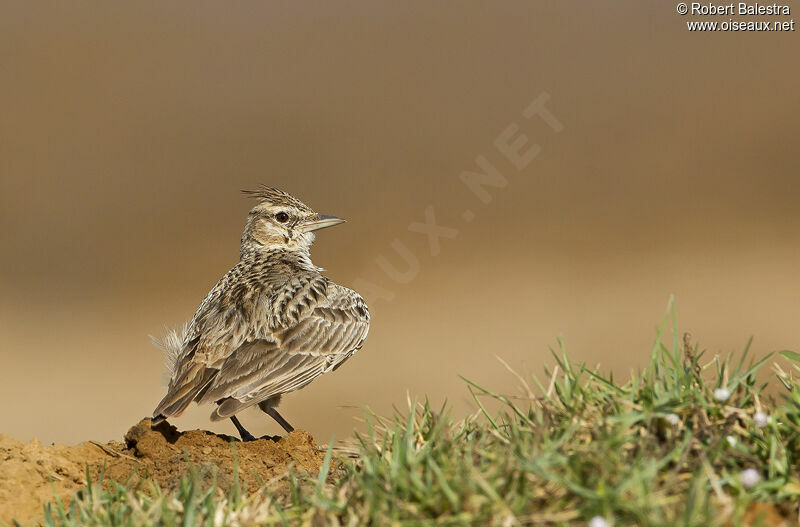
[150,324,188,384]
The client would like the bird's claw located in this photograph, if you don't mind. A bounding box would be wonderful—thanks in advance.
[239,431,258,442]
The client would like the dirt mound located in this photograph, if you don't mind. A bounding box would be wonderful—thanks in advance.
[0,419,325,526]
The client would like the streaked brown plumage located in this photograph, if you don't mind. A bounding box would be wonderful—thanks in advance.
[151,186,370,439]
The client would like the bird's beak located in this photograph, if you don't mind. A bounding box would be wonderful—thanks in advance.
[300,213,346,232]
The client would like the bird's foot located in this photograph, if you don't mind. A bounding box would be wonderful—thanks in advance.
[239,430,258,442]
[230,415,258,442]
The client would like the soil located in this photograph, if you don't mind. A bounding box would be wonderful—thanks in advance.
[0,419,325,526]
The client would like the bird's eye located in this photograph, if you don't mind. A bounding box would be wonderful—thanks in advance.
[275,212,290,223]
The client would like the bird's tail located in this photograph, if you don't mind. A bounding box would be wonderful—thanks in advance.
[150,324,216,423]
[151,362,216,422]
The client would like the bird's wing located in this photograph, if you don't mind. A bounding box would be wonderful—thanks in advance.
[153,261,286,419]
[198,280,370,419]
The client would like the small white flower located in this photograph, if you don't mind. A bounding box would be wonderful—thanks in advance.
[753,411,770,429]
[740,468,760,489]
[588,516,610,527]
[726,435,737,447]
[665,413,680,426]
[713,387,731,402]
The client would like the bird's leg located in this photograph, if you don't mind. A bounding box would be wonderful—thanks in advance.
[264,407,295,433]
[230,415,257,442]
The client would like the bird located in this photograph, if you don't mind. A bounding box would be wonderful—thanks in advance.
[151,186,370,441]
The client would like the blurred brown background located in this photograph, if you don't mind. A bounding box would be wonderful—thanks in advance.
[1,2,798,444]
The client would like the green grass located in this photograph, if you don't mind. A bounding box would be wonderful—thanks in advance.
[26,301,800,526]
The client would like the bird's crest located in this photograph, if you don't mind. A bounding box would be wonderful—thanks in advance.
[241,185,313,213]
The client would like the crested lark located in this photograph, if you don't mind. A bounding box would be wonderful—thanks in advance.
[152,186,370,441]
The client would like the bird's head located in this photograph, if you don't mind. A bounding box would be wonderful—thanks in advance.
[239,186,345,255]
